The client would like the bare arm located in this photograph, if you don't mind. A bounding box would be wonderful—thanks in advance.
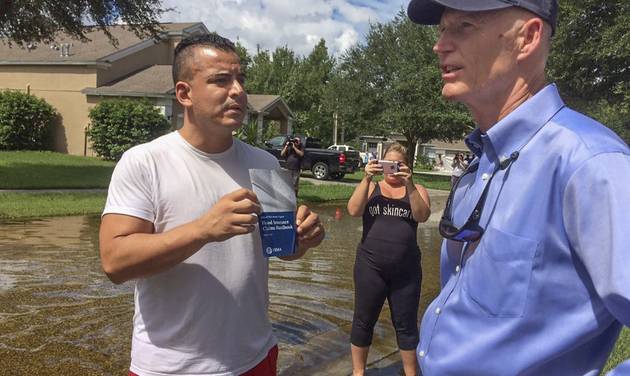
[292,143,305,157]
[280,143,289,157]
[395,163,431,223]
[347,159,381,217]
[99,189,260,284]
[407,183,431,223]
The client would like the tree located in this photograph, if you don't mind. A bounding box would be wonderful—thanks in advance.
[244,41,335,141]
[246,46,298,99]
[548,0,630,144]
[330,10,472,162]
[234,40,252,75]
[289,39,335,139]
[0,0,169,47]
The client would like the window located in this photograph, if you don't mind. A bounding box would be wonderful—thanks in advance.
[267,136,286,148]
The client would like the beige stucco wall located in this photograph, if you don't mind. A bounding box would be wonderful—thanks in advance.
[0,65,98,155]
[0,36,184,155]
[97,40,172,86]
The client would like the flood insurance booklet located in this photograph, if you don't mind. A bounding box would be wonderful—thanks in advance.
[249,169,297,258]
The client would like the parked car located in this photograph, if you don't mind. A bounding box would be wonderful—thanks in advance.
[264,135,361,180]
[328,144,368,167]
[327,144,356,152]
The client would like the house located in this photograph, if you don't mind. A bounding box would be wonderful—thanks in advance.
[419,139,469,160]
[0,23,293,156]
[418,139,469,172]
[358,135,389,159]
[359,134,468,170]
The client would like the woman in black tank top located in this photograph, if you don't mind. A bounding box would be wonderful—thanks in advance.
[347,143,431,376]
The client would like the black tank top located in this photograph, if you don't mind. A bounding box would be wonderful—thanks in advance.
[361,182,418,246]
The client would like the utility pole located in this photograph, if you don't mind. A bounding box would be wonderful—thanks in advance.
[333,112,338,145]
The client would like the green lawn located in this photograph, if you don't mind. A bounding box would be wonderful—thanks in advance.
[0,179,349,220]
[0,192,107,219]
[298,180,354,203]
[0,151,115,189]
[0,151,450,218]
[311,170,452,191]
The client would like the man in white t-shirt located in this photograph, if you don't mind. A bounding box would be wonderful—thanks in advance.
[99,33,325,376]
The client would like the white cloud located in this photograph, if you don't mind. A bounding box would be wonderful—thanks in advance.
[160,0,405,57]
[335,27,359,52]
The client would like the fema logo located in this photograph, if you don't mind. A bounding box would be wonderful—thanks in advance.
[266,247,273,255]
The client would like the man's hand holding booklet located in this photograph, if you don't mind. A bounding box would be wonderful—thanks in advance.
[249,169,298,258]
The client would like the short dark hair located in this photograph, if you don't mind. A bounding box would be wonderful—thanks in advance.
[172,33,237,84]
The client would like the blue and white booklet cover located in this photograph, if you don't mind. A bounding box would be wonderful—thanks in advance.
[249,169,297,258]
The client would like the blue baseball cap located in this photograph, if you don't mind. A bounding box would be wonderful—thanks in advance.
[407,0,558,34]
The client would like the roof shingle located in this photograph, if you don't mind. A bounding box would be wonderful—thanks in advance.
[0,23,201,64]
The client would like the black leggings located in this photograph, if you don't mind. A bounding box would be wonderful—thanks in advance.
[351,239,421,350]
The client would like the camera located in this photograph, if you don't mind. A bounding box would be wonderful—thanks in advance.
[378,160,399,174]
[286,137,300,147]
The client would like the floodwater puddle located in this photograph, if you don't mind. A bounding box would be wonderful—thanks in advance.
[0,197,447,375]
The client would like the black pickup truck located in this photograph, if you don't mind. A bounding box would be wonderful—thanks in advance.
[264,135,361,180]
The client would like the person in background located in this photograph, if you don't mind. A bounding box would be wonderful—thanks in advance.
[450,152,466,187]
[347,143,431,376]
[98,33,324,376]
[280,136,304,195]
[435,153,444,170]
[361,151,370,166]
[407,0,630,374]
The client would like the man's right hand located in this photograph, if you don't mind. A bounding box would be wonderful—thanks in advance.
[194,188,261,243]
[100,188,262,284]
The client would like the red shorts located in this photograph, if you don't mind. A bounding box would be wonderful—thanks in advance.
[128,345,278,376]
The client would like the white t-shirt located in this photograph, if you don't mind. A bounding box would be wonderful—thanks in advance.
[103,131,280,376]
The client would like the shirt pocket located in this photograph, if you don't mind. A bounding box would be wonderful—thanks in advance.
[463,226,539,317]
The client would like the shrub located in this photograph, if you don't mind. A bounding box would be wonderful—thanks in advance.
[414,154,435,171]
[87,99,170,161]
[235,117,261,147]
[0,90,57,150]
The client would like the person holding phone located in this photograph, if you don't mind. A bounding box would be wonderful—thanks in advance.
[346,143,431,376]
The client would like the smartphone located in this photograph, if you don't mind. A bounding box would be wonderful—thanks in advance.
[378,160,399,174]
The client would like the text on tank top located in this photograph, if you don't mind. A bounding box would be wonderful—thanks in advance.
[361,182,418,246]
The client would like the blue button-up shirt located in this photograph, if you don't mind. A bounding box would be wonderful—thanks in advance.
[418,84,630,376]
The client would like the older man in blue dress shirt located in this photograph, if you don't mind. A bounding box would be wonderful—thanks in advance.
[407,0,630,375]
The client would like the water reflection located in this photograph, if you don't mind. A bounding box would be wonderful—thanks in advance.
[0,199,446,375]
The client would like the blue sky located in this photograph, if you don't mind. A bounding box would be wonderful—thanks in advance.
[160,0,407,57]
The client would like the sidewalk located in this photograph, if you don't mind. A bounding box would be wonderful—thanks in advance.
[415,170,451,177]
